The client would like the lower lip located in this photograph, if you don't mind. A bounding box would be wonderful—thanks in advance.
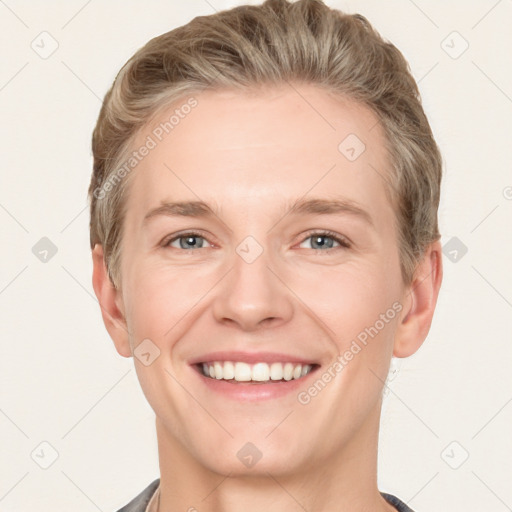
[192,365,318,401]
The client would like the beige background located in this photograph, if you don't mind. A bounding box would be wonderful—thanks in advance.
[1,1,511,510]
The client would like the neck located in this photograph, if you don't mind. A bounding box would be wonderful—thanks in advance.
[155,402,395,512]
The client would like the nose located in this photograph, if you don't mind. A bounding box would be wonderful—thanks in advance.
[212,244,294,331]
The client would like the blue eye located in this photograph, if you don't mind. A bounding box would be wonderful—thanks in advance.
[162,230,351,251]
[164,232,209,250]
[300,231,351,250]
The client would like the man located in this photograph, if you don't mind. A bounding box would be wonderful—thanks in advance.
[89,1,443,510]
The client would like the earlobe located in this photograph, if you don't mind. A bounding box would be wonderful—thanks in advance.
[393,240,443,358]
[91,244,132,358]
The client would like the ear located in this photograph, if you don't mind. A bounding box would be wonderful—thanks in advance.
[393,240,443,358]
[91,243,132,358]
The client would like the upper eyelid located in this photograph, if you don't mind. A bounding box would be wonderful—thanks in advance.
[162,229,215,247]
[305,231,351,248]
[162,230,351,248]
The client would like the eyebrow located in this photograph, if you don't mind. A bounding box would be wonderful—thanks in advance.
[143,197,374,227]
[143,200,218,223]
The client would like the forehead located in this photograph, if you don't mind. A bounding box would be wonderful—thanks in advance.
[124,83,393,223]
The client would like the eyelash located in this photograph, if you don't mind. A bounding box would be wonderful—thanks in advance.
[306,230,352,250]
[161,230,351,251]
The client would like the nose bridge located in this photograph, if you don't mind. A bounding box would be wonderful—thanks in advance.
[212,234,293,330]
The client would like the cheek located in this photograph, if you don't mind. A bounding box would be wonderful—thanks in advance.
[122,236,402,353]
[288,260,400,339]
[289,260,400,394]
[123,261,217,342]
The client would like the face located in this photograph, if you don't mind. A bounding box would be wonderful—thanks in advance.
[104,84,414,476]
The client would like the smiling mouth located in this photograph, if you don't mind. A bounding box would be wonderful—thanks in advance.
[195,361,318,383]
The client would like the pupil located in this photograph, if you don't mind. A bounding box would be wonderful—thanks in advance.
[182,236,200,249]
[313,236,332,249]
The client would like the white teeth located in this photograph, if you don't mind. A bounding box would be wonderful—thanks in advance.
[214,362,223,379]
[252,362,270,381]
[283,362,294,381]
[234,362,252,381]
[270,362,283,380]
[223,361,235,380]
[200,361,314,382]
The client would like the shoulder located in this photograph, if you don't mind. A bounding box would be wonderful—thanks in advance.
[115,478,160,512]
[381,492,416,512]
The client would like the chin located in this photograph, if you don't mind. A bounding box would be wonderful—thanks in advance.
[190,435,312,478]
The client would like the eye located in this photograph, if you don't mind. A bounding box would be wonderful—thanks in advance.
[299,230,351,251]
[162,232,211,250]
[161,230,351,252]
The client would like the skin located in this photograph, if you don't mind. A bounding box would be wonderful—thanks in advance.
[92,83,442,512]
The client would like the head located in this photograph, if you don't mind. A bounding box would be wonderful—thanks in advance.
[90,0,442,478]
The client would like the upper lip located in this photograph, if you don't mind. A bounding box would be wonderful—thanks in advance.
[189,351,319,366]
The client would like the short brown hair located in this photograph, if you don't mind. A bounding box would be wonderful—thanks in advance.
[89,0,442,288]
